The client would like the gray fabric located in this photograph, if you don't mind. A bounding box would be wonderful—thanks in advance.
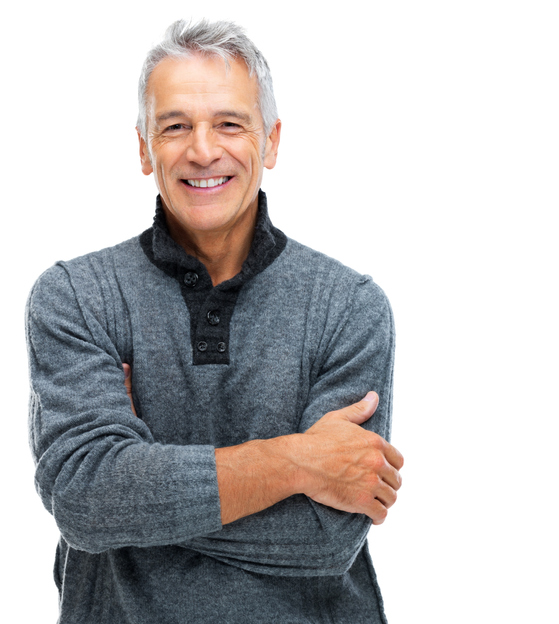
[26,193,395,623]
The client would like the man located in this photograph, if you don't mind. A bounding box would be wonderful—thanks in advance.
[26,19,403,623]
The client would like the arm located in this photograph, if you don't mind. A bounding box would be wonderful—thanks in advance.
[27,264,222,553]
[123,360,400,527]
[184,277,403,576]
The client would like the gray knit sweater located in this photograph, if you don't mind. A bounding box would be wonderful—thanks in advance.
[26,191,395,623]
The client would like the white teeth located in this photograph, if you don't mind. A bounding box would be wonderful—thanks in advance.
[186,177,229,188]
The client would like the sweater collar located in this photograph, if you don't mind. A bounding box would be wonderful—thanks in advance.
[143,189,287,291]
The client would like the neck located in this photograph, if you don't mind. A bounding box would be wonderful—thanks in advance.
[164,201,258,286]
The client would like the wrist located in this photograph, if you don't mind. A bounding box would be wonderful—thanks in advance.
[215,433,308,525]
[254,433,307,498]
[264,433,312,497]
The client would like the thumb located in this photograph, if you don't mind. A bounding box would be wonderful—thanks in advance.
[341,392,379,425]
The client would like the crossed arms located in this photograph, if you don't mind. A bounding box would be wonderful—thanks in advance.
[27,261,403,576]
[123,363,403,527]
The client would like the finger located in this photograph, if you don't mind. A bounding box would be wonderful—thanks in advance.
[123,363,133,392]
[384,443,404,471]
[122,363,137,417]
[380,464,402,492]
[340,392,379,425]
[374,481,397,509]
[369,498,389,525]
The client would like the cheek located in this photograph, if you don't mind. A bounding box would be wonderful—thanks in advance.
[227,135,264,168]
[153,138,184,163]
[154,151,181,180]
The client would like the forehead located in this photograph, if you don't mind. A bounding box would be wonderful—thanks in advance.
[146,54,260,121]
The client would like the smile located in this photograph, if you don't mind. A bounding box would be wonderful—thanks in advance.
[184,176,231,188]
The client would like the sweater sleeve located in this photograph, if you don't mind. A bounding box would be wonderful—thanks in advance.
[185,276,396,576]
[26,264,222,554]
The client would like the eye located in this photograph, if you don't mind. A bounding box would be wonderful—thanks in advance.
[221,122,241,130]
[165,124,184,132]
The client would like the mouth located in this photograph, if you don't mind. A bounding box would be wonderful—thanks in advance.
[183,176,231,188]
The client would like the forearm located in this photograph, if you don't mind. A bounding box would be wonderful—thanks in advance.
[195,433,371,577]
[215,434,303,525]
[35,424,223,553]
[186,495,371,577]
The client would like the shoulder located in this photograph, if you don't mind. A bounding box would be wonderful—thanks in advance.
[270,238,393,365]
[61,234,143,277]
[27,236,144,337]
[29,236,142,299]
[280,236,391,314]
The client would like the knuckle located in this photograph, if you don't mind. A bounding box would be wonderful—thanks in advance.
[378,435,389,450]
[355,490,371,510]
[346,404,364,419]
[367,473,382,490]
[392,470,403,490]
[368,453,387,473]
[366,431,384,447]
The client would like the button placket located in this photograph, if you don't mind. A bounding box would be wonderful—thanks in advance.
[190,290,233,364]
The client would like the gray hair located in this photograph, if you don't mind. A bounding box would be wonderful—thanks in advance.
[137,19,278,139]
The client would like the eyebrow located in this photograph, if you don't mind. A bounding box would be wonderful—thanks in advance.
[155,111,186,124]
[214,110,253,124]
[155,110,253,125]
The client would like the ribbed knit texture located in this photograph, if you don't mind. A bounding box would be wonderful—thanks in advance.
[26,192,394,623]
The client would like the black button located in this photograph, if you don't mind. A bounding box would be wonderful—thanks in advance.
[207,310,220,326]
[197,341,208,352]
[184,272,198,287]
[217,342,227,353]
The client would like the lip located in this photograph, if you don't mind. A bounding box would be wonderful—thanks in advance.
[180,176,234,192]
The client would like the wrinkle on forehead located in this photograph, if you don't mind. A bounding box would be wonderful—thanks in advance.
[146,55,261,131]
[147,55,256,98]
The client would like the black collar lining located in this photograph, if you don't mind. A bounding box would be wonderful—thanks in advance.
[139,190,287,365]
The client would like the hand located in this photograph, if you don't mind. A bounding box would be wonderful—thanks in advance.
[296,392,403,524]
[122,363,137,417]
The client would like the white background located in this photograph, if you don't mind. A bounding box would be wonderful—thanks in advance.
[1,1,558,622]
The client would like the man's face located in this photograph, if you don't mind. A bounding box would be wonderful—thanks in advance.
[138,54,280,239]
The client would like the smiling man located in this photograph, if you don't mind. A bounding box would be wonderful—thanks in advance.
[26,20,403,624]
[139,52,280,286]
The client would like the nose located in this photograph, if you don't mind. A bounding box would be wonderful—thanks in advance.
[186,127,222,167]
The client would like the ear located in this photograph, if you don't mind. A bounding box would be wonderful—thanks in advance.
[136,128,153,176]
[263,119,282,170]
